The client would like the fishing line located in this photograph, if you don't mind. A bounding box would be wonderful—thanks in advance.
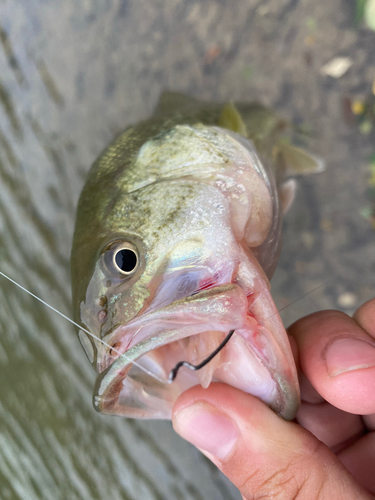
[0,270,233,385]
[0,271,168,385]
[277,281,329,313]
[262,280,329,324]
[169,282,329,379]
[0,271,330,387]
[169,282,330,379]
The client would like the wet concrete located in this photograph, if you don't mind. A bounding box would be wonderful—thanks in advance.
[0,1,374,499]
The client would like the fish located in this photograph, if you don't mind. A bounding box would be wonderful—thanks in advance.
[70,92,324,421]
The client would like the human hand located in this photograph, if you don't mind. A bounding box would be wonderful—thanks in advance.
[172,298,375,499]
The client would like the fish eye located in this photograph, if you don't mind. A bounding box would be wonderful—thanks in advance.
[104,240,141,278]
[114,248,138,274]
[112,243,139,276]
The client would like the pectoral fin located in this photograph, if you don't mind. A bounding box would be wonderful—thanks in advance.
[277,142,325,175]
[218,103,248,137]
[279,179,297,214]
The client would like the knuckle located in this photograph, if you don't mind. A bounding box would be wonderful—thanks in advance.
[245,464,304,499]
[239,445,326,500]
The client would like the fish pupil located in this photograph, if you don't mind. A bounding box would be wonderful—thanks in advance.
[115,249,137,273]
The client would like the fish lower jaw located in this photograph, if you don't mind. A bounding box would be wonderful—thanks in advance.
[93,319,291,419]
[144,326,278,403]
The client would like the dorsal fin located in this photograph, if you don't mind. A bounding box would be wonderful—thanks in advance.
[153,91,203,115]
[276,141,325,175]
[218,103,248,136]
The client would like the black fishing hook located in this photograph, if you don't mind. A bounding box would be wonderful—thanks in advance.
[168,330,235,383]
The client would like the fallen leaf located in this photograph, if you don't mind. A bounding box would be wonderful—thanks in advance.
[320,57,353,78]
[351,99,365,115]
[360,119,373,134]
[356,0,367,22]
[359,206,373,219]
[365,0,375,30]
[369,162,375,187]
[337,292,357,308]
[305,17,317,32]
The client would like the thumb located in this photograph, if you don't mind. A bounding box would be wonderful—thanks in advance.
[172,383,371,500]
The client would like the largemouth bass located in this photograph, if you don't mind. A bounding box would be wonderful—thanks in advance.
[71,92,323,421]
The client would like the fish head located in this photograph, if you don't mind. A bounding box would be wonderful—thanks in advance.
[71,124,300,420]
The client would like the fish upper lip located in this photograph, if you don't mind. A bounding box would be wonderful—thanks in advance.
[94,284,249,393]
[100,283,248,359]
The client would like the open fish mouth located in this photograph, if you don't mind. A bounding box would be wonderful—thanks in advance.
[93,281,300,421]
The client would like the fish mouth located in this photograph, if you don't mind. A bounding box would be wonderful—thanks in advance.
[93,281,300,421]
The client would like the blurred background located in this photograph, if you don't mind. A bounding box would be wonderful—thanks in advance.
[0,1,374,499]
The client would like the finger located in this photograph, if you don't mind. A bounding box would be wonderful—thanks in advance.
[296,400,365,452]
[288,310,375,415]
[172,383,371,500]
[353,298,375,432]
[299,372,324,403]
[364,414,375,430]
[353,298,375,337]
[338,432,375,495]
[296,373,365,451]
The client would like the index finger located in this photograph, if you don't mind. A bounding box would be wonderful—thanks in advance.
[353,298,375,430]
[353,298,375,338]
[288,308,375,415]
